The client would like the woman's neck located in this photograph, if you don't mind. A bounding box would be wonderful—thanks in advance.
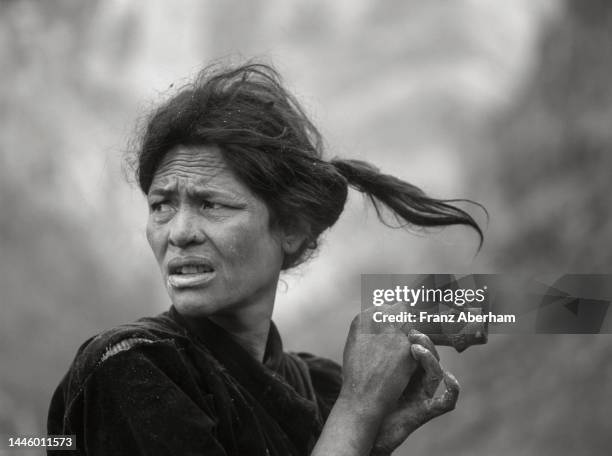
[175,283,277,362]
[209,312,271,362]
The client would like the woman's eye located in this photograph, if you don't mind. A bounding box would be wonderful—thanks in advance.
[150,201,172,213]
[201,200,224,210]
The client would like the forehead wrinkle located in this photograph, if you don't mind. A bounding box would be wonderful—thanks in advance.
[152,145,229,186]
[154,161,227,181]
[149,148,249,201]
[152,169,225,188]
[149,175,243,201]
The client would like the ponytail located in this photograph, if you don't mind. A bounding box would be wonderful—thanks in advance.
[331,159,485,249]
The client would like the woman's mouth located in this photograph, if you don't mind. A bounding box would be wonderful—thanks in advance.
[167,259,216,288]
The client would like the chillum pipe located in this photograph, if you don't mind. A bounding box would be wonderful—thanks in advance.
[401,306,489,353]
[427,330,487,353]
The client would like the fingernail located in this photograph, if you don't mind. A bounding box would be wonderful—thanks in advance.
[412,344,427,353]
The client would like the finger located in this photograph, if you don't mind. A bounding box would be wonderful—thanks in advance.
[428,370,460,417]
[406,329,440,361]
[410,344,444,397]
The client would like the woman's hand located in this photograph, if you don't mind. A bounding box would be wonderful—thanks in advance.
[312,304,422,456]
[339,304,422,415]
[370,330,460,456]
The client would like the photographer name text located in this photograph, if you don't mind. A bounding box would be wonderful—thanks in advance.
[372,311,515,324]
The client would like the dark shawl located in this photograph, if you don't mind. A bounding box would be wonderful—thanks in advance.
[47,306,342,455]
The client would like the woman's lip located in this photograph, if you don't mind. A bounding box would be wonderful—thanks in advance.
[167,256,215,274]
[167,271,215,289]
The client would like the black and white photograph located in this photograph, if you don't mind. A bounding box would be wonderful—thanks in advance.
[1,1,611,455]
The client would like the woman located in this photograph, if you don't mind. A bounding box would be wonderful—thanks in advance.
[48,62,482,455]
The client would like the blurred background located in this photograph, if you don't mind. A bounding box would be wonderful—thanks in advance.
[1,0,611,454]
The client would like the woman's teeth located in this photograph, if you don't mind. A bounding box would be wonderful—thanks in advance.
[168,266,215,288]
[177,265,210,274]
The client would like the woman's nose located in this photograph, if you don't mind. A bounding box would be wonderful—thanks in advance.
[168,207,205,247]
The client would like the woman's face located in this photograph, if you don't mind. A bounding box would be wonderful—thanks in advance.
[146,145,286,318]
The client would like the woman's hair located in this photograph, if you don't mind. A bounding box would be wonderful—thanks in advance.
[133,61,485,269]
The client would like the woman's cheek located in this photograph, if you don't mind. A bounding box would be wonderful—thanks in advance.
[145,222,156,255]
[146,221,167,264]
[225,229,256,263]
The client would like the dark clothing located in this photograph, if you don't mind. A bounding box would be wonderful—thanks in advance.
[47,307,342,455]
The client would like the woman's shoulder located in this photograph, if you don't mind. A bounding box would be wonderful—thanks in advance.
[58,311,191,399]
[48,311,222,444]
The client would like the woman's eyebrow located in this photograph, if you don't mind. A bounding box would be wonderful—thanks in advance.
[188,187,246,202]
[148,180,247,202]
[148,186,175,198]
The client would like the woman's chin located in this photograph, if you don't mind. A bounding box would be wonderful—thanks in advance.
[170,291,220,317]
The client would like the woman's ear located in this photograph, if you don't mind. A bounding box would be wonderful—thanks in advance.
[280,220,309,255]
[281,232,307,255]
